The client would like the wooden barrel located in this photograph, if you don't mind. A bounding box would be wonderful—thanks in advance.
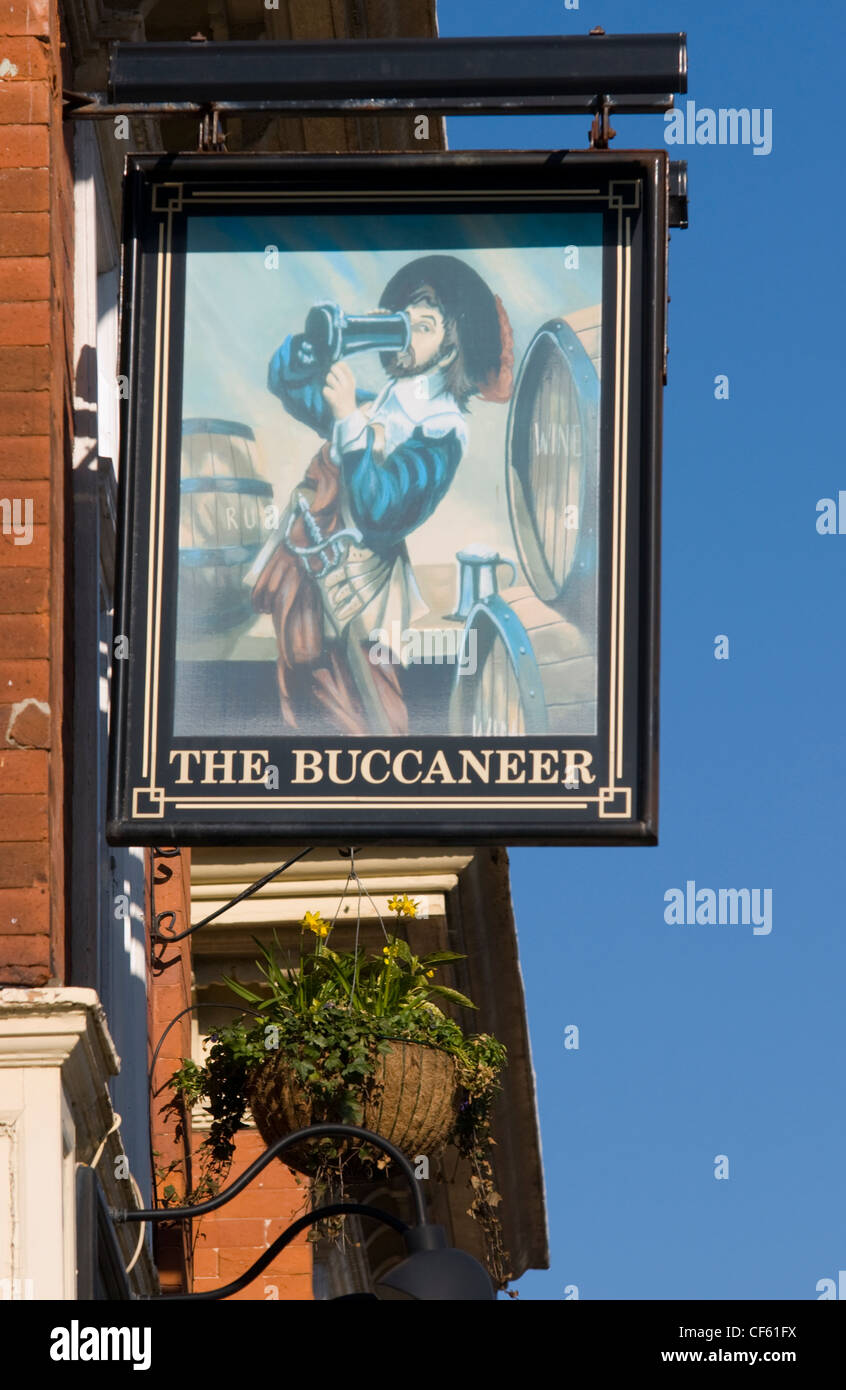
[449,587,597,736]
[505,318,599,627]
[178,418,273,633]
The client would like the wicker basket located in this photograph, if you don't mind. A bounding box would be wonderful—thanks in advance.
[245,1040,458,1178]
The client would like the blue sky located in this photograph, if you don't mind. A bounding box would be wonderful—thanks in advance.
[438,0,846,1299]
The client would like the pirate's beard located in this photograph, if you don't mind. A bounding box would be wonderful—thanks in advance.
[384,336,458,380]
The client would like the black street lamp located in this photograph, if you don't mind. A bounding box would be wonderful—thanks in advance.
[113,1123,495,1301]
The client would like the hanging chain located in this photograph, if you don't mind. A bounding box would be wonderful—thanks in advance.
[332,847,395,1007]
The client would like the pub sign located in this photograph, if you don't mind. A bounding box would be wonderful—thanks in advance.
[107,151,665,845]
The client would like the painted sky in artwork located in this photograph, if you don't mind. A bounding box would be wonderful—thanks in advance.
[181,211,602,568]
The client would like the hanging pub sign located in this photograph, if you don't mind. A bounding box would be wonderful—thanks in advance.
[107,151,665,846]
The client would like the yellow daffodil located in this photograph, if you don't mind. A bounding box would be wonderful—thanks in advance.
[302,910,328,936]
[387,893,419,917]
[426,969,435,978]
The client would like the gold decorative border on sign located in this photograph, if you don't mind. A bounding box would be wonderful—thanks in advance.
[130,181,636,819]
[151,183,185,213]
[608,181,640,211]
[598,785,632,819]
[132,785,166,818]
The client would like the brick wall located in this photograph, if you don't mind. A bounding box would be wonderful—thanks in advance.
[147,847,312,1298]
[147,846,194,1292]
[0,0,69,987]
[191,1129,313,1302]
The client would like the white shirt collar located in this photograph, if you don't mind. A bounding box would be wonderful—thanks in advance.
[385,367,451,421]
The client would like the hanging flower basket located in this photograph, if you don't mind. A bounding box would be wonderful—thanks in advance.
[163,893,511,1284]
[246,1039,458,1178]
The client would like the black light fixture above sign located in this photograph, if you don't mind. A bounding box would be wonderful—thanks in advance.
[90,32,687,117]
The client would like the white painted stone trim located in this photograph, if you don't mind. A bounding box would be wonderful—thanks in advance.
[0,989,158,1299]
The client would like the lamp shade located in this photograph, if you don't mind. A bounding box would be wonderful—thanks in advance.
[376,1224,495,1301]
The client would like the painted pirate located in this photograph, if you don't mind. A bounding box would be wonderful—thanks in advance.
[250,254,513,736]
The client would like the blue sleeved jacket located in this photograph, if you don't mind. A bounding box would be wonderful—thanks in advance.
[267,333,374,440]
[267,334,465,553]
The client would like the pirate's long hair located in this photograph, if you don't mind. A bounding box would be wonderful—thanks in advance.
[378,255,513,410]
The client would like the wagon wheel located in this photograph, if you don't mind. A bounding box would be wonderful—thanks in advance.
[505,318,599,621]
[449,587,598,737]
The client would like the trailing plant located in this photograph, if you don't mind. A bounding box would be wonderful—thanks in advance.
[162,895,512,1288]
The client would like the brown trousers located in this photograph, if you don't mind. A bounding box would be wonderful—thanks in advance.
[251,445,407,736]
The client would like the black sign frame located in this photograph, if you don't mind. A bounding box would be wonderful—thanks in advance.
[107,150,666,847]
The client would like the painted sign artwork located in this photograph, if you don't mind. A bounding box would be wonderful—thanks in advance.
[174,216,601,746]
[108,154,664,844]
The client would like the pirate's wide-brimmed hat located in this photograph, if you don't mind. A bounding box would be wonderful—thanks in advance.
[378,254,513,402]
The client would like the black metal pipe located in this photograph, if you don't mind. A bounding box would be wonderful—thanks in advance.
[66,93,678,119]
[152,845,313,945]
[151,1202,408,1301]
[108,34,687,106]
[113,1122,427,1227]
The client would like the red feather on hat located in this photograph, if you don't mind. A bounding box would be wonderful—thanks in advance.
[479,294,514,403]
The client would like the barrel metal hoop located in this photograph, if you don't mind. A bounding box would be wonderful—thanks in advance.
[179,543,263,568]
[181,417,256,440]
[179,476,273,497]
[451,594,549,736]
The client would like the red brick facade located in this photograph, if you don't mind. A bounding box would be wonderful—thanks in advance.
[147,847,312,1297]
[0,0,70,987]
[148,847,195,1292]
[191,1130,312,1301]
